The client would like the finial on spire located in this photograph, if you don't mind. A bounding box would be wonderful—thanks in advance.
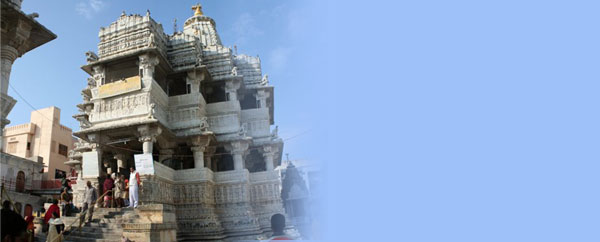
[173,18,178,34]
[192,3,203,16]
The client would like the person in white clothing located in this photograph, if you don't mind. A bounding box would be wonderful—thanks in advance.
[128,166,141,208]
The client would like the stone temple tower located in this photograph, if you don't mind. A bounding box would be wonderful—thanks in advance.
[67,4,285,241]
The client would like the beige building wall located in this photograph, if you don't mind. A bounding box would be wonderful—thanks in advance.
[2,107,74,180]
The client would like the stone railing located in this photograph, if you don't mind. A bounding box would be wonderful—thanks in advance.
[153,161,175,182]
[174,168,214,183]
[205,101,240,134]
[249,170,280,183]
[87,80,168,125]
[241,108,270,137]
[167,94,207,132]
[206,101,240,115]
[214,169,249,184]
[152,162,214,184]
[88,91,151,123]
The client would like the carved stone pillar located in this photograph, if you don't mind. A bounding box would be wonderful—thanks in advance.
[189,135,210,169]
[224,80,240,101]
[190,146,206,169]
[138,54,159,89]
[1,45,18,95]
[262,145,278,171]
[255,89,270,109]
[138,125,162,154]
[204,146,216,170]
[1,45,19,146]
[91,65,104,87]
[225,140,250,171]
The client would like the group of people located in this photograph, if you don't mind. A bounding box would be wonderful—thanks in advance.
[101,166,141,209]
[1,201,30,242]
[80,166,141,225]
[1,166,296,241]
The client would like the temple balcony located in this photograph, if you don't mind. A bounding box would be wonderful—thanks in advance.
[167,93,208,133]
[241,108,271,138]
[86,78,169,129]
[205,101,241,134]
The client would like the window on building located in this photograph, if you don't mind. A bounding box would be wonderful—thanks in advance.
[51,141,57,153]
[203,84,227,103]
[58,144,68,157]
[27,142,31,150]
[240,92,258,110]
[7,142,17,153]
[167,75,189,96]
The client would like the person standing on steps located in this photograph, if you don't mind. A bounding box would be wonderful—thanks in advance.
[128,166,141,208]
[103,174,114,208]
[60,187,72,216]
[114,174,125,208]
[82,181,97,225]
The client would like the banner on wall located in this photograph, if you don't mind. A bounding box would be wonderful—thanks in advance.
[82,151,100,178]
[134,154,155,175]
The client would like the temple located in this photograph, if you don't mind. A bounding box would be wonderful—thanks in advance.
[67,4,285,241]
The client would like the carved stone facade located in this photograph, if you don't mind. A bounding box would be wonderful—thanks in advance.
[67,4,285,241]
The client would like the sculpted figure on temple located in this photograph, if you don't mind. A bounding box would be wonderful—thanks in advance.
[231,66,238,76]
[85,51,98,63]
[148,103,156,119]
[238,123,248,137]
[86,77,95,88]
[199,117,209,131]
[271,125,278,138]
[148,32,156,47]
[261,74,269,85]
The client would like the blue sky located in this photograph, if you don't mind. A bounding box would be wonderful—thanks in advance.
[11,0,600,241]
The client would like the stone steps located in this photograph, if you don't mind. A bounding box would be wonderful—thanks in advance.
[59,208,129,242]
[66,230,122,240]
